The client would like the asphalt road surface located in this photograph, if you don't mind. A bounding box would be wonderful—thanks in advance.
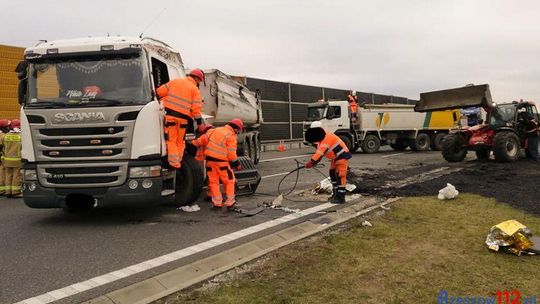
[1,146,452,304]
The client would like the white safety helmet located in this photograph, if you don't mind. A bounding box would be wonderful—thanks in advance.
[310,121,322,129]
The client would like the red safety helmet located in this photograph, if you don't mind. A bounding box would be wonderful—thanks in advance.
[0,119,10,128]
[11,119,20,129]
[229,118,244,132]
[188,69,205,82]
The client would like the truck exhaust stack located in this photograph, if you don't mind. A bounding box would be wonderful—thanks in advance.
[415,84,493,112]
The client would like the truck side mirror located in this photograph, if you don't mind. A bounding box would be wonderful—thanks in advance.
[15,61,28,105]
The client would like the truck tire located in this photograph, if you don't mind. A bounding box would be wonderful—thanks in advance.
[253,134,261,164]
[492,131,520,162]
[441,133,467,162]
[242,139,251,160]
[361,134,381,153]
[390,140,408,151]
[475,148,490,160]
[430,133,447,151]
[249,135,257,161]
[338,135,353,152]
[174,154,204,206]
[410,133,431,151]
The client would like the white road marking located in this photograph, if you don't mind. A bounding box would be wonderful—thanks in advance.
[260,154,309,163]
[261,172,290,179]
[16,202,336,304]
[381,152,412,158]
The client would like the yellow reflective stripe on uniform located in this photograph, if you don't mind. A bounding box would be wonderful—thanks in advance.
[164,99,192,111]
[329,142,340,151]
[168,94,193,104]
[2,157,21,161]
[320,144,330,148]
[207,147,228,156]
[315,151,324,156]
[193,99,201,104]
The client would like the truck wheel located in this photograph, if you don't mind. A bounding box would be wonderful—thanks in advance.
[410,133,431,151]
[493,131,520,162]
[430,133,447,151]
[249,135,257,161]
[174,154,204,206]
[390,140,408,151]
[338,135,353,152]
[253,134,261,164]
[242,139,251,160]
[361,134,381,153]
[441,133,467,162]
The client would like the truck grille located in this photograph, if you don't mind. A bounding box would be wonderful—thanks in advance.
[37,163,127,188]
[33,124,133,162]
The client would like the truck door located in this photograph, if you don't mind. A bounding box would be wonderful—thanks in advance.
[324,105,346,134]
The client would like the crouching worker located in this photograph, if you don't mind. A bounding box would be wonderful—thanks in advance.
[190,119,243,209]
[304,126,352,204]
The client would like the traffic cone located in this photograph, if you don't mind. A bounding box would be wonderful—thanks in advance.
[277,140,286,152]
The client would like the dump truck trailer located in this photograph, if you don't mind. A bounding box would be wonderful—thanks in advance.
[17,36,262,209]
[303,100,459,153]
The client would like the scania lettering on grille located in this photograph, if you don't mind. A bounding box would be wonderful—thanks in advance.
[53,112,106,123]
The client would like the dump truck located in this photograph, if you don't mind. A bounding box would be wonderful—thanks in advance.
[415,84,540,162]
[16,36,262,210]
[303,100,459,153]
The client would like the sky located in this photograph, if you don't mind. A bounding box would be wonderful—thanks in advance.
[2,0,539,101]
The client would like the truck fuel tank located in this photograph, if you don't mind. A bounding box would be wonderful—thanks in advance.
[415,84,493,112]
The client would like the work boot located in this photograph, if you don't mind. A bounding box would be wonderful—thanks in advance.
[330,188,346,204]
[328,186,338,201]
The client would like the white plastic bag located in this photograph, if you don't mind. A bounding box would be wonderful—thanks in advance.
[438,183,459,200]
[177,204,201,212]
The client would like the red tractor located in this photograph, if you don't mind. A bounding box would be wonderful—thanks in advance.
[415,84,539,162]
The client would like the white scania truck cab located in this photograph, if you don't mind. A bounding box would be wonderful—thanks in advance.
[17,36,261,210]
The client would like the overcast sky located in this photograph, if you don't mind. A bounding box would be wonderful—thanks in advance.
[2,0,539,101]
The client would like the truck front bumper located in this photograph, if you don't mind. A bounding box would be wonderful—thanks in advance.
[22,176,165,209]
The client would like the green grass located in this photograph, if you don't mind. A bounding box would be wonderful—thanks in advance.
[162,194,540,304]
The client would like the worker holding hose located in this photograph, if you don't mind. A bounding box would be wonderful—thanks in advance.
[304,126,352,204]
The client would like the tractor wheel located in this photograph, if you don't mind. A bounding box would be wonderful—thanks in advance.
[475,148,490,160]
[390,140,408,151]
[430,133,447,151]
[361,134,381,153]
[409,133,431,151]
[492,131,520,162]
[441,133,467,162]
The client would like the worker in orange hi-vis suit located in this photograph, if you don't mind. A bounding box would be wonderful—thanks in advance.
[304,126,352,204]
[347,91,358,120]
[156,68,206,169]
[191,119,243,209]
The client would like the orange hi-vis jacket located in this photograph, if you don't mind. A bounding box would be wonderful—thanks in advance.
[192,125,238,163]
[311,133,351,164]
[156,77,202,121]
[347,95,358,113]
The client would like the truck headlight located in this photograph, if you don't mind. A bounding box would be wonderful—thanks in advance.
[129,165,161,178]
[23,169,37,181]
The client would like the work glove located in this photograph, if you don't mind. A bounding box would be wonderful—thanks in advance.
[235,164,242,171]
[304,160,314,169]
[197,124,207,133]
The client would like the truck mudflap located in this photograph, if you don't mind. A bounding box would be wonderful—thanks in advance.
[234,156,261,196]
[415,84,493,112]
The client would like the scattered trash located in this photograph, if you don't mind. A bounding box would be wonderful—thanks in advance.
[485,220,537,256]
[437,183,459,200]
[271,194,283,208]
[312,177,357,195]
[362,220,373,227]
[177,204,201,212]
[232,206,265,217]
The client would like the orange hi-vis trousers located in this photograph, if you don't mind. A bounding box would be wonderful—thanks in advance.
[164,116,189,168]
[206,161,236,207]
[330,158,348,187]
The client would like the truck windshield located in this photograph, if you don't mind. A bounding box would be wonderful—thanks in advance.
[26,52,151,108]
[307,106,326,121]
[489,104,516,129]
